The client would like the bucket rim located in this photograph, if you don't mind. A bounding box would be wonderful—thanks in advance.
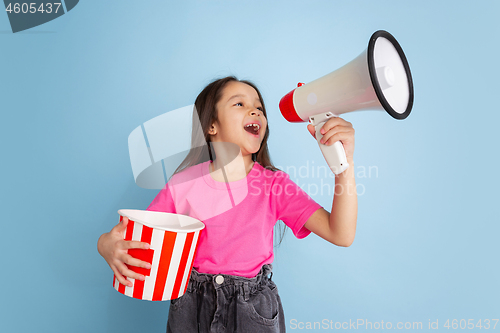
[117,209,205,233]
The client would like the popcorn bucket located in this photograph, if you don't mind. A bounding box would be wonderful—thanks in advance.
[114,209,205,301]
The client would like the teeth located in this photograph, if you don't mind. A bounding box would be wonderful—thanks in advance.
[245,124,260,130]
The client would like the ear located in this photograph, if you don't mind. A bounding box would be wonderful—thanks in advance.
[208,123,217,135]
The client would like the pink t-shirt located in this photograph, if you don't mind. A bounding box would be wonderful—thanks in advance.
[146,160,322,278]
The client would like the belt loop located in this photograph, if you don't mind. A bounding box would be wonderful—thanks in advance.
[243,282,250,301]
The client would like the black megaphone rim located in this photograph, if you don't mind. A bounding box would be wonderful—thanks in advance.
[367,30,414,120]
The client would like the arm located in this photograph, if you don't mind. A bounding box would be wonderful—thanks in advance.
[304,118,358,247]
[304,159,358,247]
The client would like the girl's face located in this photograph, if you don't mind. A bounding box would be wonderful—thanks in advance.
[210,81,267,156]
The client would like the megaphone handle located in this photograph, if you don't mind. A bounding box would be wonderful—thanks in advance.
[314,122,350,175]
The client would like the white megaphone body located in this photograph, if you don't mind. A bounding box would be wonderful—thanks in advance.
[279,30,414,175]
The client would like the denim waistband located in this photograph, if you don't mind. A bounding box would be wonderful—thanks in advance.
[187,264,274,301]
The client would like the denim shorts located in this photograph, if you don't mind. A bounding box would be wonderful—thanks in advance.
[166,264,286,332]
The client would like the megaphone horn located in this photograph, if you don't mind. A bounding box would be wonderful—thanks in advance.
[279,30,414,174]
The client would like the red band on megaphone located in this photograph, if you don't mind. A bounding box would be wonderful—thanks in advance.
[279,88,303,122]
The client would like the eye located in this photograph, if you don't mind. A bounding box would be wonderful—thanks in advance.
[234,102,243,107]
[257,107,263,111]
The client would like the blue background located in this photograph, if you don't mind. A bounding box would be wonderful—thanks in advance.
[1,1,499,332]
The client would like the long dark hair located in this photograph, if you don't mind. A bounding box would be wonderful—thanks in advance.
[171,76,288,246]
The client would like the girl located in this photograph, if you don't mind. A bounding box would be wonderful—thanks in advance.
[98,76,357,332]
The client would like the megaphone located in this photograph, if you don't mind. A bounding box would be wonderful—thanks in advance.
[279,30,414,175]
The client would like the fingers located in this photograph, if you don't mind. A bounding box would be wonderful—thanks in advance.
[318,117,354,145]
[320,117,353,136]
[118,254,150,281]
[111,266,131,287]
[112,247,152,286]
[123,240,150,250]
[307,124,316,139]
[124,255,152,271]
[320,128,355,146]
[119,260,147,281]
[113,262,145,287]
[113,240,151,266]
[109,237,151,262]
[116,240,152,271]
[120,216,129,228]
[309,117,353,142]
[111,216,128,235]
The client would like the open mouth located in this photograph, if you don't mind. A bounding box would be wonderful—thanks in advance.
[244,123,260,136]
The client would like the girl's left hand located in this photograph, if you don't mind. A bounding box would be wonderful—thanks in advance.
[307,116,355,162]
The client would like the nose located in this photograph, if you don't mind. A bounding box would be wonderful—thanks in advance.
[250,108,263,117]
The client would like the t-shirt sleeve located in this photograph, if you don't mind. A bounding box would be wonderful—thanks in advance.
[146,182,177,213]
[273,171,323,239]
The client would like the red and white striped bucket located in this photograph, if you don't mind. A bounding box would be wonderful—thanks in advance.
[114,209,205,301]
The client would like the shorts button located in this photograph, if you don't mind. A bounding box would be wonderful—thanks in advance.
[215,275,224,284]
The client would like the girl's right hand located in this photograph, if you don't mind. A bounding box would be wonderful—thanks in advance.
[97,217,152,287]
